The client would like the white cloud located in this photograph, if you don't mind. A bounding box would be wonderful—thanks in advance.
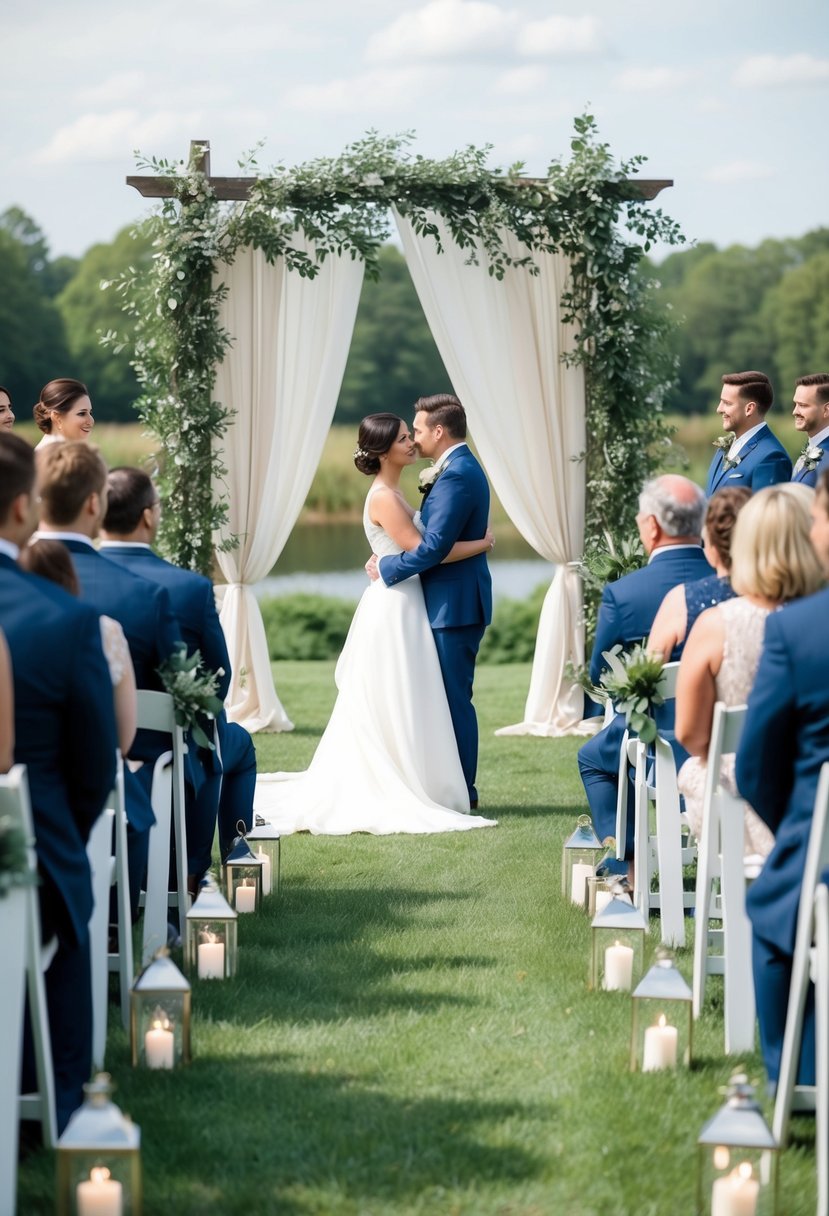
[284,67,435,114]
[32,109,202,165]
[366,0,517,62]
[734,53,829,88]
[79,71,147,106]
[703,160,775,184]
[493,65,548,96]
[515,14,605,57]
[614,65,693,92]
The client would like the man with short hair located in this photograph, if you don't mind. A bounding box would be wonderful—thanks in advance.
[100,467,256,873]
[705,371,792,495]
[36,442,181,910]
[791,373,829,487]
[577,475,712,854]
[0,433,116,1131]
[735,467,829,1090]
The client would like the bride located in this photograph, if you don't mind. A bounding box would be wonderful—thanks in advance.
[254,413,497,835]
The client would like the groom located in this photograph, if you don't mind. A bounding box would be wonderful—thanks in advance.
[369,393,492,808]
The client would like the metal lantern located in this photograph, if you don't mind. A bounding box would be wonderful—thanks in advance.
[222,822,264,914]
[562,815,604,906]
[589,882,647,991]
[696,1073,780,1216]
[585,872,615,918]
[185,879,238,980]
[246,814,282,896]
[630,951,693,1071]
[130,949,191,1069]
[56,1073,141,1216]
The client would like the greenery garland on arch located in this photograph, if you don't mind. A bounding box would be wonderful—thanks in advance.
[112,113,683,639]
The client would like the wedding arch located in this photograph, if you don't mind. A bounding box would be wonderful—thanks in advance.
[120,116,682,736]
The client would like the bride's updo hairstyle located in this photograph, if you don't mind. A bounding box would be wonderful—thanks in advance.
[353,413,403,475]
[33,378,89,434]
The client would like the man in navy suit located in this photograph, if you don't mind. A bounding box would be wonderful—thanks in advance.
[735,468,829,1088]
[35,442,181,913]
[99,467,256,875]
[369,394,492,808]
[578,475,711,856]
[0,433,117,1132]
[706,370,791,496]
[791,372,829,487]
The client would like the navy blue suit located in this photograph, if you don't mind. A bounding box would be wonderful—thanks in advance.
[792,434,829,487]
[578,545,713,847]
[100,544,256,870]
[705,425,792,496]
[735,589,829,1085]
[379,445,492,803]
[0,552,117,1130]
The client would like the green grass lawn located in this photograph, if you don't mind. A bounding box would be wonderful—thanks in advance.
[18,664,816,1214]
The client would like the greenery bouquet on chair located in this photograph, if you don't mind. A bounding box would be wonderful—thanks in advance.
[157,644,224,750]
[596,643,667,744]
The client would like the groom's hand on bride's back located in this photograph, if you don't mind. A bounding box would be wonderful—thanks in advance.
[365,554,379,581]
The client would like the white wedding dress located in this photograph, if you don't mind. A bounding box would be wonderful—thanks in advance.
[253,487,497,835]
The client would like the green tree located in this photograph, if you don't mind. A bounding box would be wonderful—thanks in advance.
[56,225,152,421]
[0,206,78,297]
[763,250,829,392]
[0,229,70,410]
[336,245,451,424]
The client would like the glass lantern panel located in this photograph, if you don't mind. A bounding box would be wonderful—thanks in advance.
[133,993,190,1068]
[58,1152,142,1216]
[224,862,263,913]
[187,920,237,979]
[590,926,645,991]
[697,1146,779,1216]
[630,1000,692,1071]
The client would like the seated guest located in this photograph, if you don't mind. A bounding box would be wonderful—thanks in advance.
[100,467,256,874]
[33,377,95,449]
[0,432,116,1131]
[649,486,750,658]
[36,442,181,913]
[735,469,829,1091]
[0,385,15,430]
[706,370,792,495]
[791,372,829,487]
[0,627,13,772]
[577,475,711,862]
[20,539,137,756]
[676,484,823,857]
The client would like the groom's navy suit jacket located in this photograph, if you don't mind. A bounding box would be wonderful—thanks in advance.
[705,425,791,496]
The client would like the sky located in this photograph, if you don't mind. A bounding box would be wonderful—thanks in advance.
[3,0,828,261]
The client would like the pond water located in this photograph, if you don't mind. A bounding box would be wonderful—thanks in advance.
[255,521,554,603]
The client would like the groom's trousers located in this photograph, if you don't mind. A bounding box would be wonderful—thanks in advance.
[433,622,486,807]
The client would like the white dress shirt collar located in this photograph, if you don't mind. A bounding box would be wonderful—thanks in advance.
[647,543,702,565]
[728,420,767,461]
[435,441,468,471]
[99,541,153,550]
[33,530,95,548]
[0,538,20,561]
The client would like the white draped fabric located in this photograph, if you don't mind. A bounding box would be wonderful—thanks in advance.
[395,210,589,735]
[213,241,364,732]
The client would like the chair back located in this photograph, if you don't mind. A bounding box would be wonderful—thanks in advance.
[135,690,189,935]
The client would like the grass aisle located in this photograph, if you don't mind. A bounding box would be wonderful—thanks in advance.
[19,663,815,1214]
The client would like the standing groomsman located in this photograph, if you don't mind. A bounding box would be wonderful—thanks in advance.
[705,371,792,495]
[791,373,829,486]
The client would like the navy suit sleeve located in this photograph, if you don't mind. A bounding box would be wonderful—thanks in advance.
[751,449,792,489]
[199,583,231,700]
[589,586,622,686]
[154,584,183,662]
[379,467,474,585]
[734,613,796,832]
[64,607,118,840]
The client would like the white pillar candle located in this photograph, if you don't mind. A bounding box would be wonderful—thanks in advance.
[76,1167,123,1216]
[711,1162,759,1216]
[198,939,225,979]
[235,883,256,913]
[144,1022,174,1069]
[603,941,634,991]
[642,1014,678,1071]
[595,890,613,915]
[570,863,593,905]
[255,850,272,896]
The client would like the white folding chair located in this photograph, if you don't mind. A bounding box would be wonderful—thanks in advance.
[691,702,757,1054]
[5,766,58,1151]
[813,882,829,1216]
[86,807,114,1069]
[140,749,173,964]
[615,662,690,946]
[107,757,134,1029]
[135,689,189,953]
[773,762,829,1147]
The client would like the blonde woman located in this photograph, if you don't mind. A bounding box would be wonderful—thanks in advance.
[675,483,824,857]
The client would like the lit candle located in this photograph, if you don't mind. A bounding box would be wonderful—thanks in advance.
[198,937,225,979]
[570,863,593,905]
[595,890,613,915]
[76,1166,123,1216]
[144,1020,174,1069]
[255,850,272,896]
[235,882,256,913]
[642,1013,678,1071]
[603,941,634,991]
[711,1161,759,1216]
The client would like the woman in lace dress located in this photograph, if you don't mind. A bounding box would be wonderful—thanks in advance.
[675,484,824,857]
[254,414,497,835]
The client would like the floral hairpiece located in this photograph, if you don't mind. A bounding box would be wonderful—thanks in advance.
[354,446,369,460]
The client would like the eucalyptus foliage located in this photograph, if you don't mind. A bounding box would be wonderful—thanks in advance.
[115,115,683,577]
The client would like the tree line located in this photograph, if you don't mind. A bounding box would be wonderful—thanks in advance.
[2,203,827,423]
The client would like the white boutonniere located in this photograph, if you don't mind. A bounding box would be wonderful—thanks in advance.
[723,452,743,472]
[712,433,736,452]
[418,463,444,495]
[801,442,824,472]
